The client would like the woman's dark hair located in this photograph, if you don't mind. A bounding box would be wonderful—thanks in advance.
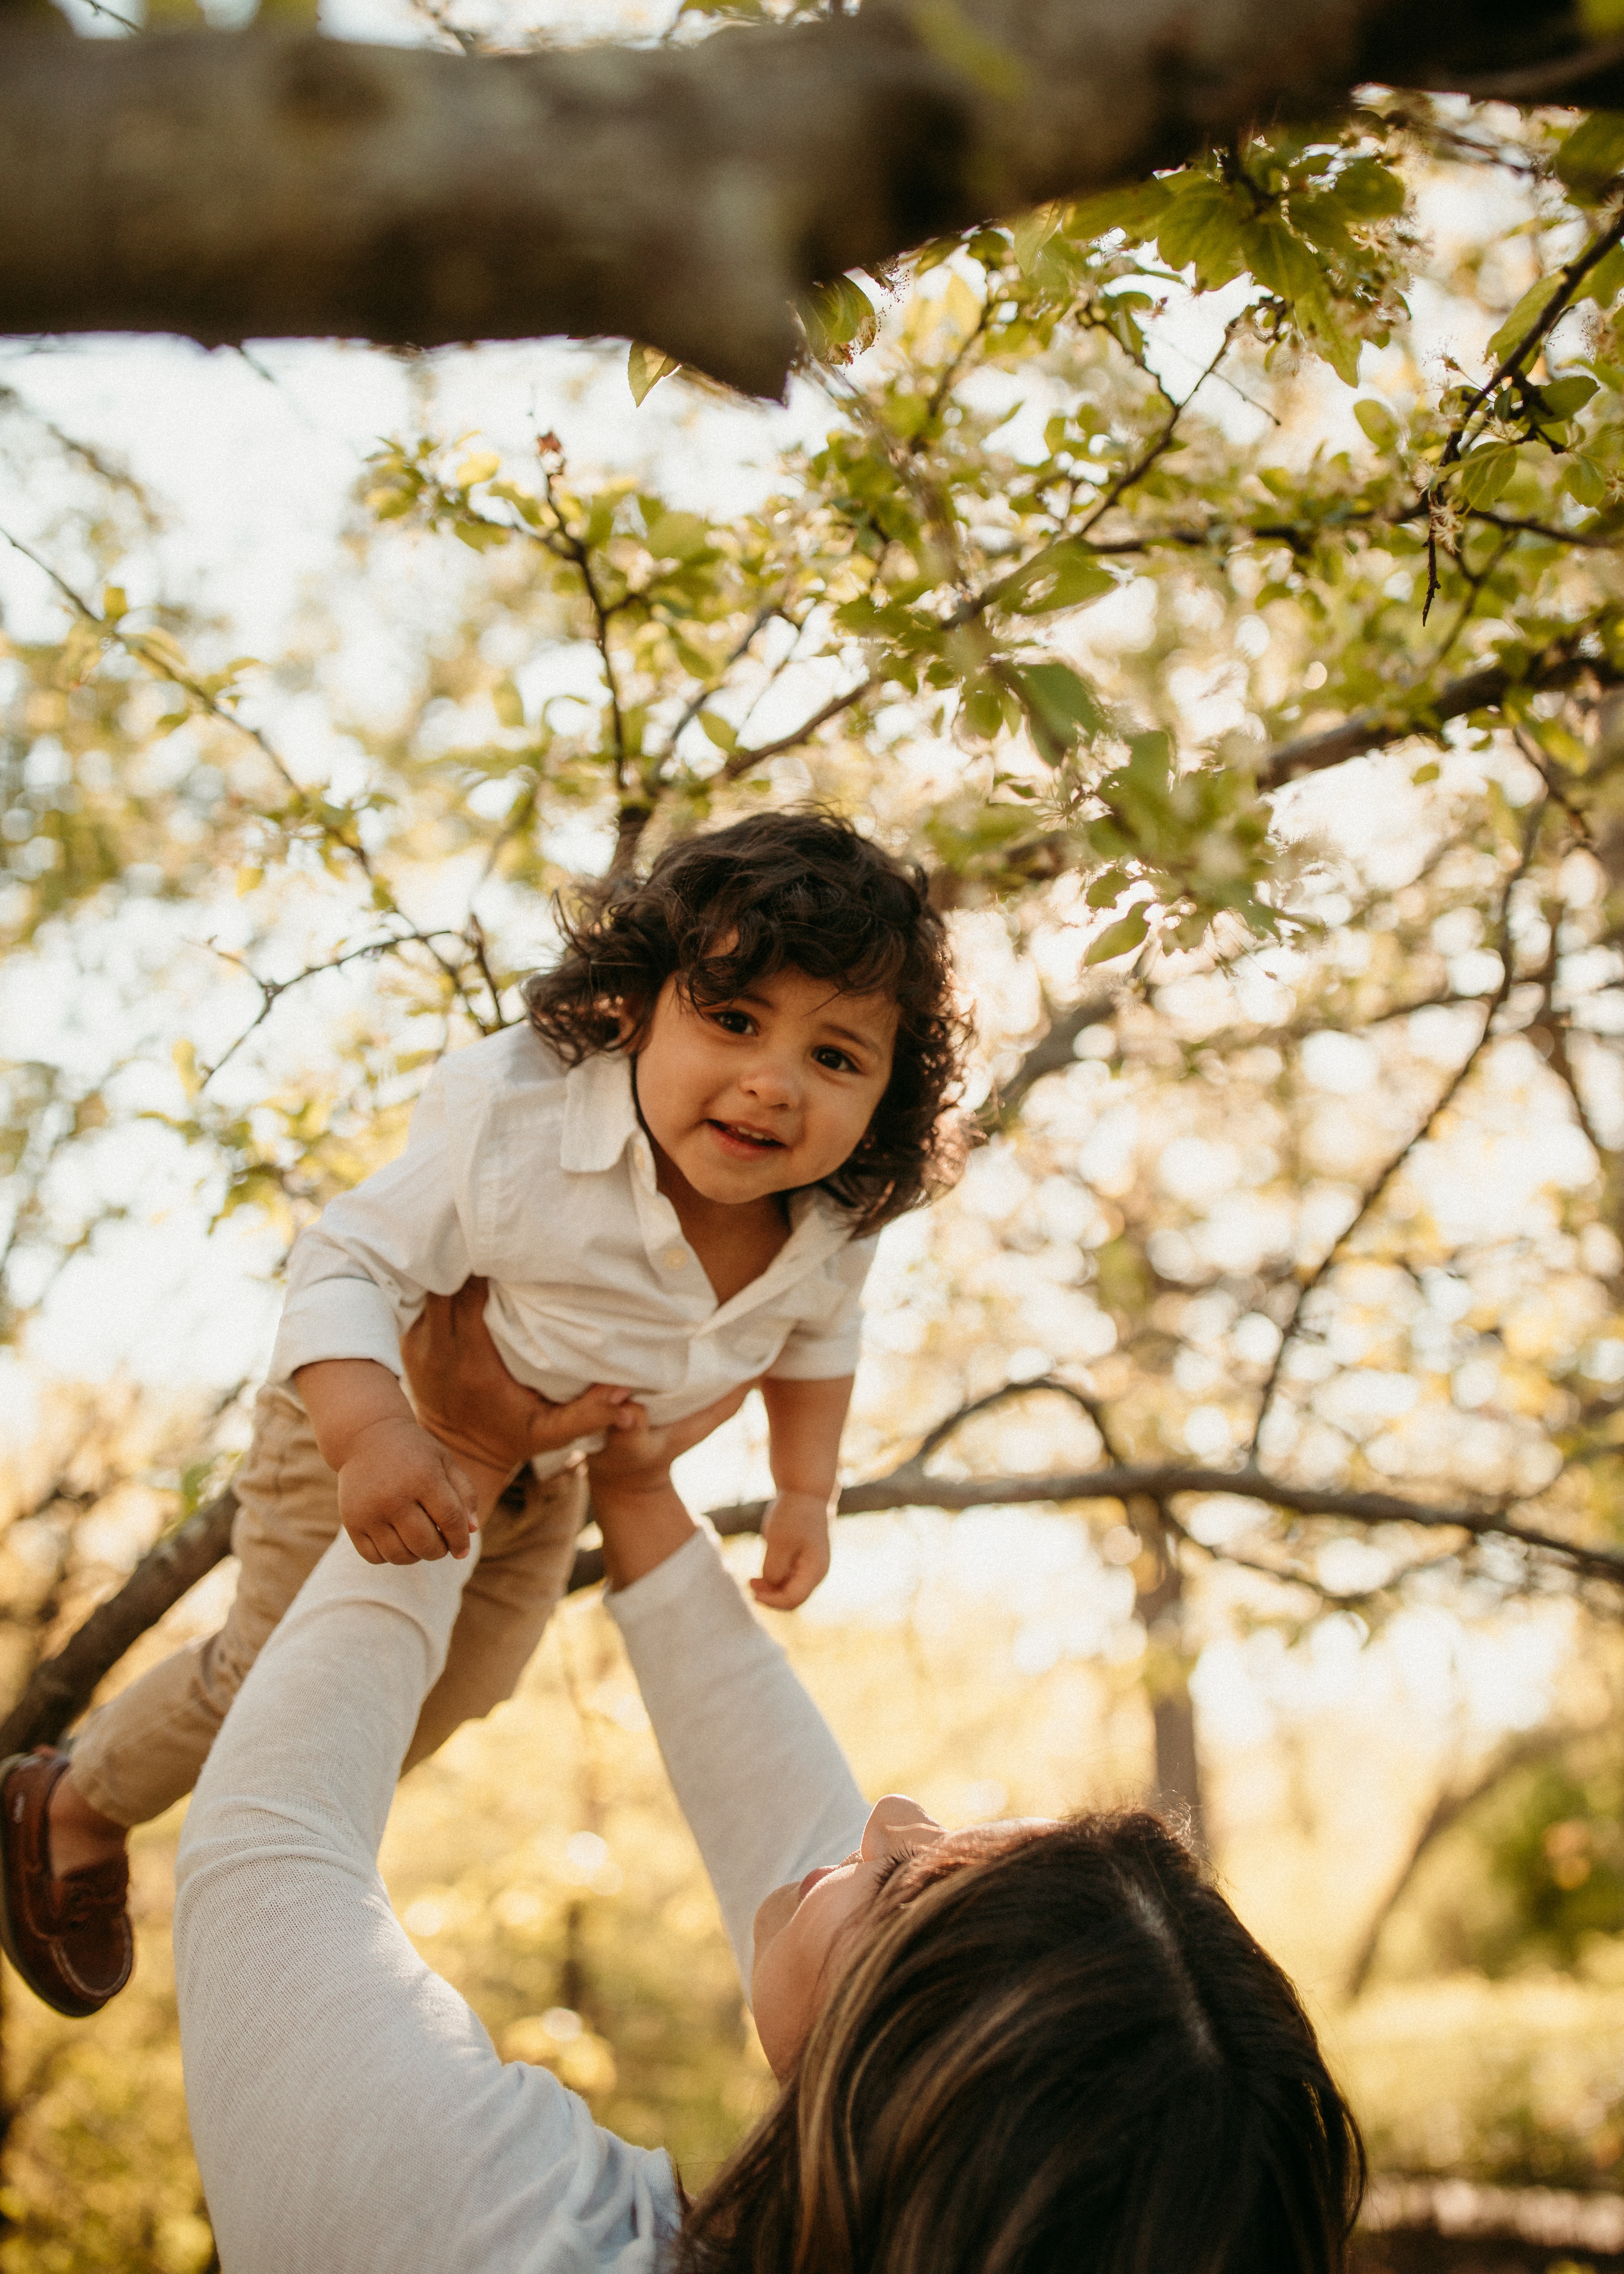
[677,1810,1365,2274]
[522,812,969,1233]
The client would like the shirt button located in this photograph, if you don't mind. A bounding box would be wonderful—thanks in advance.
[662,1247,687,1271]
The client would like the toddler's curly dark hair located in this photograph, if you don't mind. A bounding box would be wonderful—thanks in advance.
[523,812,970,1234]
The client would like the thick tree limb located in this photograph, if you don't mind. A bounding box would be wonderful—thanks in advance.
[0,1487,237,1760]
[0,0,1599,397]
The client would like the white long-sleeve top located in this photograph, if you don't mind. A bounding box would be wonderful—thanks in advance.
[269,1029,878,1470]
[174,1528,869,2274]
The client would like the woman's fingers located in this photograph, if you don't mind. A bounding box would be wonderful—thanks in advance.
[659,1383,751,1458]
[532,1384,639,1448]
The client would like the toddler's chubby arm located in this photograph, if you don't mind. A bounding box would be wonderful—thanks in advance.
[753,1374,853,1612]
[298,1318,644,1565]
[296,1358,479,1565]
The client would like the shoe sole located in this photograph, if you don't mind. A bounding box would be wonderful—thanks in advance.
[0,1753,126,2019]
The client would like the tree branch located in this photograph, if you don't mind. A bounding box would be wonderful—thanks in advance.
[0,1488,238,1760]
[1257,643,1624,792]
[980,985,1118,1127]
[5,1419,1615,1758]
[1248,802,1544,1453]
[0,0,1593,398]
[683,1461,1624,1591]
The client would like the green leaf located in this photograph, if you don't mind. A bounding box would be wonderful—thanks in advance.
[1085,902,1151,965]
[1538,375,1598,420]
[1556,111,1624,198]
[1354,399,1398,449]
[1411,761,1441,785]
[628,344,680,406]
[697,710,737,752]
[455,452,499,487]
[1010,205,1058,274]
[1331,157,1406,219]
[1017,662,1105,758]
[1008,540,1118,615]
[1066,180,1172,246]
[492,677,525,729]
[644,509,710,562]
[1085,865,1129,908]
[101,585,127,623]
[803,274,879,361]
[1455,443,1520,508]
[1157,181,1249,290]
[1484,275,1563,368]
[1580,242,1624,310]
[1240,218,1325,308]
[1565,452,1610,507]
[963,676,1008,739]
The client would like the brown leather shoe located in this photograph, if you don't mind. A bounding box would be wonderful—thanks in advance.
[0,1751,133,2017]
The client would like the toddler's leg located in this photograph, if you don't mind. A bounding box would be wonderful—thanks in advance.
[69,1383,342,1827]
[0,1385,342,2018]
[402,1462,589,1772]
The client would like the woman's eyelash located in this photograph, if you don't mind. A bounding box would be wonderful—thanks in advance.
[870,1848,919,1895]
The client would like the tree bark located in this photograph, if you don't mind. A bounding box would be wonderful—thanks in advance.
[0,0,1612,397]
[0,1488,237,1761]
[1128,1498,1205,1851]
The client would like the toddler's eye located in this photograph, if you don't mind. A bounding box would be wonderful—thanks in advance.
[710,1010,753,1035]
[813,1047,856,1073]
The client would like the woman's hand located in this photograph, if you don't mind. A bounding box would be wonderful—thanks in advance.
[401,1278,641,1478]
[586,1383,753,1493]
[587,1384,756,1591]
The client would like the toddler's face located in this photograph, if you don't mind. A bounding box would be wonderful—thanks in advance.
[632,965,896,1206]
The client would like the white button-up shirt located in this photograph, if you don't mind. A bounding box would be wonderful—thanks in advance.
[270,1025,878,1469]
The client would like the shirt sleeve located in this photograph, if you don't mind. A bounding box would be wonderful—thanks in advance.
[172,1535,679,2274]
[268,1061,474,1384]
[607,1532,870,1987]
[764,1233,879,1382]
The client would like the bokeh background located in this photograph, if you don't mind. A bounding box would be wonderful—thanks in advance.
[9,18,1624,2268]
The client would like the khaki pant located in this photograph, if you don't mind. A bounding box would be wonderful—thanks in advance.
[71,1384,588,1829]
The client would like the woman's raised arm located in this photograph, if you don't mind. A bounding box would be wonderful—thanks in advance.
[173,1532,678,2274]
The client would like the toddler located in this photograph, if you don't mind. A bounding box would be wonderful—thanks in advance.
[0,810,966,2017]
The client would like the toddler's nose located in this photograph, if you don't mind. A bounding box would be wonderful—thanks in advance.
[740,1053,799,1108]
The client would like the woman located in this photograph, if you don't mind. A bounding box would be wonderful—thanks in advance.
[174,1283,1364,2274]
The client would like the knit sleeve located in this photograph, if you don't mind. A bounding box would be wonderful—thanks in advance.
[607,1530,870,1985]
[173,1534,679,2274]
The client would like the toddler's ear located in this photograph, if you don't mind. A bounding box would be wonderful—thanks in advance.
[612,992,650,1047]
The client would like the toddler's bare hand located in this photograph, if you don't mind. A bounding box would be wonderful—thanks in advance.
[750,1490,833,1611]
[338,1416,478,1566]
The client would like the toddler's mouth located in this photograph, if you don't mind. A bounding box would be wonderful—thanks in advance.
[708,1119,783,1151]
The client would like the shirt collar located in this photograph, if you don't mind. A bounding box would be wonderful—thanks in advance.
[559,1049,641,1173]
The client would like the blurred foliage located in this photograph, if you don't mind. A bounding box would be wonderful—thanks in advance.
[13,22,1624,2259]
